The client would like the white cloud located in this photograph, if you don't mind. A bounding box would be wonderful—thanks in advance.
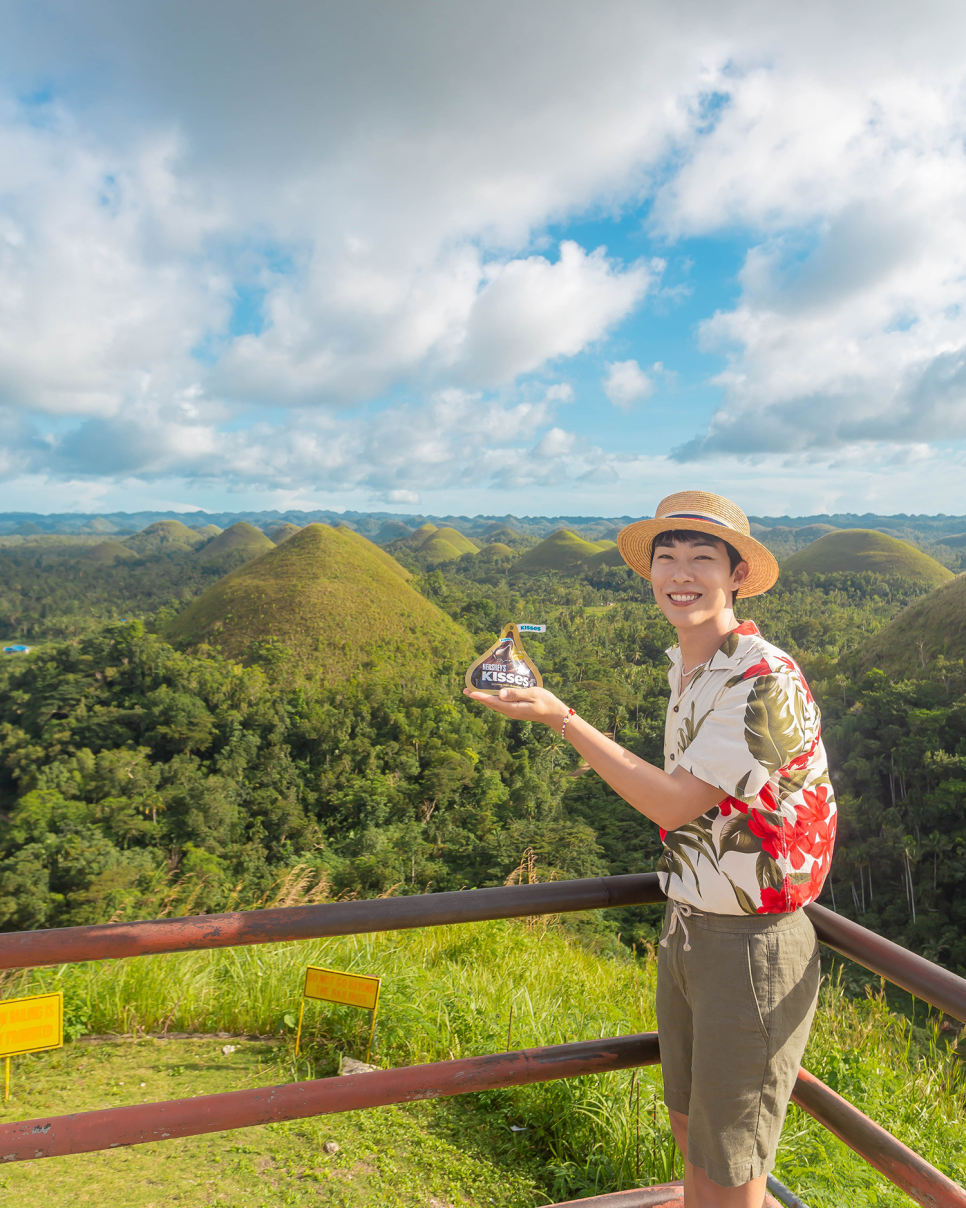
[602,360,654,409]
[377,488,421,505]
[2,1,966,499]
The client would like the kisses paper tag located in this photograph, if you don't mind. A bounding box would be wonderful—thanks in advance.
[465,623,543,695]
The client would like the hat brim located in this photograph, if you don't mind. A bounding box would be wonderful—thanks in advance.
[616,518,779,598]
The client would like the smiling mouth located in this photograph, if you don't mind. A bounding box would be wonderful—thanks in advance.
[668,592,701,604]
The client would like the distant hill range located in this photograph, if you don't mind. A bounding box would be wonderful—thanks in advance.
[854,574,966,677]
[164,524,475,683]
[1,508,964,580]
[3,508,966,547]
[780,530,954,588]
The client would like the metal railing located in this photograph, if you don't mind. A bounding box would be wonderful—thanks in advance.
[0,872,963,1207]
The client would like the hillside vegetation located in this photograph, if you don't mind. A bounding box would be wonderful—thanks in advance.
[6,921,964,1208]
[781,530,953,587]
[511,530,611,576]
[853,573,966,676]
[198,521,274,561]
[164,523,471,679]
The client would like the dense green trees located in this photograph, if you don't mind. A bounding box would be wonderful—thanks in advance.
[0,547,963,975]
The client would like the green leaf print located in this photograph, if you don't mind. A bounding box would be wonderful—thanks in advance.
[725,874,759,915]
[743,675,805,775]
[719,631,740,658]
[718,815,761,855]
[663,816,719,893]
[756,851,784,890]
[677,701,713,756]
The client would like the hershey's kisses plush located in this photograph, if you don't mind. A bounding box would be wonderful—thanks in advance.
[465,623,542,695]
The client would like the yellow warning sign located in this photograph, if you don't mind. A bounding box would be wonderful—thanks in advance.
[0,991,63,1059]
[303,966,380,1011]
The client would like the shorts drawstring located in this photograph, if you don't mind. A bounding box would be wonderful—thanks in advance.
[660,901,703,953]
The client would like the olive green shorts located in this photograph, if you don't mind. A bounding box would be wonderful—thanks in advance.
[656,899,820,1188]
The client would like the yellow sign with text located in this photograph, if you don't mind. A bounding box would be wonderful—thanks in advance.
[303,966,380,1011]
[0,991,63,1059]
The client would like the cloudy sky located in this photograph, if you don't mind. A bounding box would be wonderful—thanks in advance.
[1,0,965,518]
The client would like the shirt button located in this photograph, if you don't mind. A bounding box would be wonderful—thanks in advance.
[673,705,679,713]
[670,754,675,761]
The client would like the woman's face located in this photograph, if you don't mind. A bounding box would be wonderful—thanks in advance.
[650,537,748,631]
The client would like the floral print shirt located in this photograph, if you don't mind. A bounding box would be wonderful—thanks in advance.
[659,620,837,915]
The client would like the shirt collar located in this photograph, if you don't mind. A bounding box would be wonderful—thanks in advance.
[665,620,763,672]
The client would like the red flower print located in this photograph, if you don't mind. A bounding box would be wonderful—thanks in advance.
[779,733,821,777]
[740,658,772,681]
[659,828,667,842]
[732,620,761,636]
[718,795,750,817]
[748,806,797,862]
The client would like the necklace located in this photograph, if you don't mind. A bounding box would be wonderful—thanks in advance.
[681,655,710,679]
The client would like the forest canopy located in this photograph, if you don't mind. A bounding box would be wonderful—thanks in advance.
[0,521,962,975]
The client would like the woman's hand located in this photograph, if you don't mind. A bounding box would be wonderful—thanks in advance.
[463,685,571,732]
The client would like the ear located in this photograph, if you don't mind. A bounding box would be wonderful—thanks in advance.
[732,559,750,590]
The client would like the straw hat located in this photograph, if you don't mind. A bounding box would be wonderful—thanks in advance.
[616,490,778,598]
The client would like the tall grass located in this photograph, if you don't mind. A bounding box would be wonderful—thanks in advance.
[4,919,964,1205]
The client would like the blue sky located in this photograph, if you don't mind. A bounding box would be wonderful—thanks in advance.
[1,0,965,519]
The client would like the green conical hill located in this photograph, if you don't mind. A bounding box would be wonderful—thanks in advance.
[409,524,438,544]
[854,574,966,676]
[194,524,223,539]
[267,523,301,544]
[511,530,605,576]
[127,520,205,555]
[337,527,412,580]
[419,537,464,564]
[422,526,477,555]
[199,521,275,561]
[85,540,137,565]
[794,523,838,540]
[781,530,953,587]
[938,533,966,549]
[584,545,628,572]
[478,542,515,559]
[374,520,414,544]
[162,523,461,680]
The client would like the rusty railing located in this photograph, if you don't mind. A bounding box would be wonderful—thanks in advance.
[0,872,963,1208]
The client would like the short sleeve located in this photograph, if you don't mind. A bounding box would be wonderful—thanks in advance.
[677,671,811,804]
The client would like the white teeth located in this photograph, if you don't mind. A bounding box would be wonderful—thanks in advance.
[669,594,699,601]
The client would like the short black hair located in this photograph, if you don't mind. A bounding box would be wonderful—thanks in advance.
[650,529,745,603]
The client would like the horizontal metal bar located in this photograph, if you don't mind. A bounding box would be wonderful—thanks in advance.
[0,1032,661,1162]
[804,902,966,1023]
[549,1186,684,1207]
[0,871,963,1029]
[549,1185,785,1207]
[792,1066,966,1208]
[0,873,666,971]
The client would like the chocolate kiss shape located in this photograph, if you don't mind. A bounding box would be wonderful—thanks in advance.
[465,623,543,695]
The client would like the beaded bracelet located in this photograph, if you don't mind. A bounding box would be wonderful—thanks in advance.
[560,708,576,741]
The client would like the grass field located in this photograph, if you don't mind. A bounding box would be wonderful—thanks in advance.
[0,1037,538,1207]
[2,918,963,1206]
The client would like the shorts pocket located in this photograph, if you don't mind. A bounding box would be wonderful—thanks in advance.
[745,936,770,1043]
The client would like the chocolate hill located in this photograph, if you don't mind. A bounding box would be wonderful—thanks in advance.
[126,520,206,555]
[163,523,474,681]
[780,530,953,588]
[854,574,966,676]
[511,530,612,576]
[198,521,274,561]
